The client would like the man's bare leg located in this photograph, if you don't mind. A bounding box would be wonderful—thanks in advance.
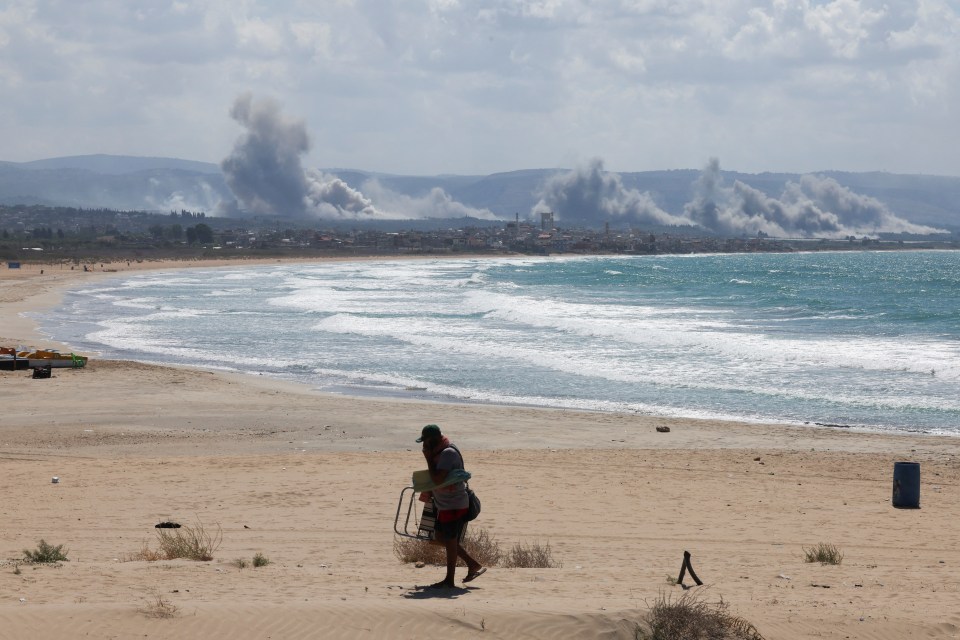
[458,544,482,575]
[430,526,483,587]
[437,535,458,587]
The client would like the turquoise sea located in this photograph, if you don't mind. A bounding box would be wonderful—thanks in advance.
[36,251,960,435]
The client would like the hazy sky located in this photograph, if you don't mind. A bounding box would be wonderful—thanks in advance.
[1,0,957,176]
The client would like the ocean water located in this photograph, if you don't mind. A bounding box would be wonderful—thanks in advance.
[36,251,960,435]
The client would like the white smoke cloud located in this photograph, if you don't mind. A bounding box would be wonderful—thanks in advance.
[531,158,692,227]
[685,158,945,238]
[303,168,390,219]
[220,92,391,219]
[360,179,497,220]
[144,179,222,213]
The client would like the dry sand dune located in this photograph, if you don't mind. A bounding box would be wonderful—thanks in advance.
[2,260,960,639]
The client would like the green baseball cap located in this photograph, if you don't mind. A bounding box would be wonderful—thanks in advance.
[416,424,442,443]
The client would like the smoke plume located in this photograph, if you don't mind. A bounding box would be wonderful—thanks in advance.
[531,159,691,227]
[220,93,386,219]
[685,158,944,238]
[360,179,497,220]
[219,93,491,221]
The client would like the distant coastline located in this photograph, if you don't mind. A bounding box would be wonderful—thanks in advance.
[3,240,959,273]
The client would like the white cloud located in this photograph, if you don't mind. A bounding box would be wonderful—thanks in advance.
[236,17,285,54]
[0,0,956,177]
[290,21,333,61]
[804,0,884,59]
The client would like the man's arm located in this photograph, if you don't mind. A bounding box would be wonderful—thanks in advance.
[426,448,453,485]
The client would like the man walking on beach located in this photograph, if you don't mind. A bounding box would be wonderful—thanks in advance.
[417,424,486,588]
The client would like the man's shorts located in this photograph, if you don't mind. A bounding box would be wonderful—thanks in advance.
[435,508,468,543]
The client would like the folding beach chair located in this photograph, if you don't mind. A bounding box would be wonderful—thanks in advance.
[393,469,471,541]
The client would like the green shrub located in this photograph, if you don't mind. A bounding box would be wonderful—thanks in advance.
[23,539,69,563]
[252,552,270,567]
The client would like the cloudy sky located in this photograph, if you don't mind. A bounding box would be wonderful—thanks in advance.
[1,0,957,177]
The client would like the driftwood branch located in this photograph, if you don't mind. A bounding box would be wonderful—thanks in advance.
[676,550,703,589]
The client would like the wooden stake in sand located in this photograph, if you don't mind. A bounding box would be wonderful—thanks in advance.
[676,550,703,589]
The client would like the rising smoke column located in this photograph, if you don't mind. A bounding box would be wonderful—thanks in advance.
[532,158,691,227]
[684,158,944,238]
[220,93,383,219]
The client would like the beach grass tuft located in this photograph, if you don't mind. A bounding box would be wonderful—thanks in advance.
[252,552,271,567]
[23,539,69,563]
[502,540,560,569]
[234,558,249,569]
[803,543,843,565]
[637,590,765,640]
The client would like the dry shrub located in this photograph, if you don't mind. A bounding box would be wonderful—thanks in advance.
[465,527,502,567]
[394,527,502,567]
[252,552,271,567]
[123,541,164,562]
[637,590,764,640]
[126,520,222,562]
[502,540,560,569]
[139,593,179,619]
[803,543,843,565]
[156,520,222,561]
[394,535,446,565]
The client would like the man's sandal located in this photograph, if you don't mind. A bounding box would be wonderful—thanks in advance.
[463,567,487,583]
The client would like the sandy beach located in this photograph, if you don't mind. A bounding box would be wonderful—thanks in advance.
[2,259,959,639]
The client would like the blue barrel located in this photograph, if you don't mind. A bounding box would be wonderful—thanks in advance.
[892,462,920,508]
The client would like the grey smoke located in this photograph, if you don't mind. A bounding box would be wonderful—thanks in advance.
[220,93,490,221]
[531,159,691,227]
[220,93,386,219]
[685,158,945,238]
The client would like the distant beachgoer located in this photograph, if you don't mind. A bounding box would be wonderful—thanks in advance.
[416,424,485,588]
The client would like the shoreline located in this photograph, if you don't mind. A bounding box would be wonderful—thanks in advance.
[6,254,958,453]
[1,256,404,350]
[5,254,958,440]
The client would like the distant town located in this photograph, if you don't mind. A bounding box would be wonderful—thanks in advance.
[2,204,957,265]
